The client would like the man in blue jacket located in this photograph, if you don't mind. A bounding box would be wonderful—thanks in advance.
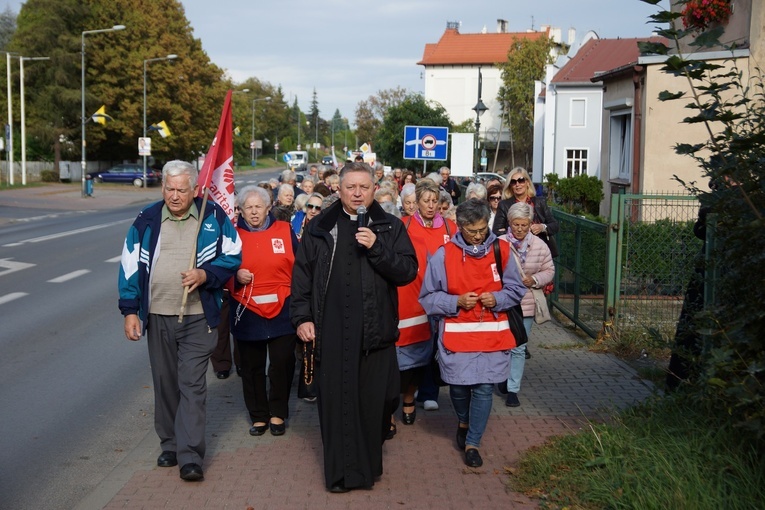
[119,160,241,481]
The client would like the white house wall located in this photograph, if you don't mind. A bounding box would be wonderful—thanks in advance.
[422,65,507,142]
[552,86,603,178]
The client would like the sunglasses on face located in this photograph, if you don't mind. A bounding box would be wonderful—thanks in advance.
[306,204,322,211]
[489,196,501,201]
[510,177,526,185]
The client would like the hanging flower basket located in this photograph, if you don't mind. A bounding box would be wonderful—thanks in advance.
[681,0,733,32]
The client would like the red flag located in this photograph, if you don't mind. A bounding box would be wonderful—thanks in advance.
[197,90,236,220]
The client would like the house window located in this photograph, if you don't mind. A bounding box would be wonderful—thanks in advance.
[570,99,586,127]
[609,112,632,181]
[566,149,588,177]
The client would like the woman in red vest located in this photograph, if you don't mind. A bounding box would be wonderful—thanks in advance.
[394,180,456,435]
[228,185,299,437]
[420,199,526,468]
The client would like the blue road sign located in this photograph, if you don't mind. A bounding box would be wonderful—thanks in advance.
[403,125,449,161]
[282,153,291,163]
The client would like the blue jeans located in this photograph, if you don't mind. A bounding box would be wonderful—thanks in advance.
[506,317,534,393]
[449,383,494,448]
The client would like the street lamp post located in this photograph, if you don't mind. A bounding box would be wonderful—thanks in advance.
[20,56,50,185]
[81,24,126,197]
[143,54,177,188]
[6,52,15,185]
[250,96,271,166]
[314,113,318,161]
[471,67,488,177]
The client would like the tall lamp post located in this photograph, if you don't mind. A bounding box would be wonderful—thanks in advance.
[471,67,488,177]
[81,24,126,197]
[143,54,177,188]
[314,113,318,161]
[20,56,50,185]
[250,96,271,165]
[5,51,16,185]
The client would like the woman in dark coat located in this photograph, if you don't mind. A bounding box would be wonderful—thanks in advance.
[492,167,559,258]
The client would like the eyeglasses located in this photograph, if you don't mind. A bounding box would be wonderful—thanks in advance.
[305,204,322,211]
[510,177,526,185]
[460,226,489,237]
[489,196,501,201]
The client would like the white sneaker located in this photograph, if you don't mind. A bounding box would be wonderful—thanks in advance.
[423,400,439,411]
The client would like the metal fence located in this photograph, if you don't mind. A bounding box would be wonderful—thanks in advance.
[550,193,702,342]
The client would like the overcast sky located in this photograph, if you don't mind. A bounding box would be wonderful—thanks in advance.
[6,0,668,124]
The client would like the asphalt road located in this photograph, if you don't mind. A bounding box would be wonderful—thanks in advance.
[0,168,281,510]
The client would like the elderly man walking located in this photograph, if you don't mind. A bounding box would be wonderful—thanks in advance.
[119,160,242,481]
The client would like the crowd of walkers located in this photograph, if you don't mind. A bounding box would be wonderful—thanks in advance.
[118,158,557,490]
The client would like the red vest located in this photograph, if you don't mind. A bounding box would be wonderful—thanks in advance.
[229,221,294,319]
[396,217,456,347]
[441,241,517,353]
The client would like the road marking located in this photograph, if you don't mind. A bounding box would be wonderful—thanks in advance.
[105,255,122,263]
[3,219,131,247]
[14,210,98,223]
[48,269,91,283]
[0,292,28,305]
[0,258,36,277]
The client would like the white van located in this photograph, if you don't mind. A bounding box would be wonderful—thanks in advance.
[286,151,309,172]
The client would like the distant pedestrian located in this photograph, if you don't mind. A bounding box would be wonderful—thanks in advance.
[119,160,242,481]
[439,166,461,205]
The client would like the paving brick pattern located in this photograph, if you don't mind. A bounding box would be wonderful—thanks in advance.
[75,320,653,510]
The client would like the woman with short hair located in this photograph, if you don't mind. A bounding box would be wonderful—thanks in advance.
[420,198,525,467]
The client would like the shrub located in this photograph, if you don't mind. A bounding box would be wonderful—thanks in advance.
[554,174,604,215]
[40,170,59,182]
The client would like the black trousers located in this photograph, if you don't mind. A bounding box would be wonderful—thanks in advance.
[236,334,296,423]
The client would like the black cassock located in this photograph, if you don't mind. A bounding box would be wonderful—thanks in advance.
[316,212,400,490]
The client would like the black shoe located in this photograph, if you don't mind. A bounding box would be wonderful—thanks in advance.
[505,392,521,407]
[235,365,242,377]
[465,448,483,467]
[216,370,230,379]
[269,421,286,436]
[386,422,397,440]
[249,423,268,436]
[497,382,509,395]
[525,348,531,359]
[401,401,416,425]
[157,450,177,467]
[329,483,350,493]
[179,463,204,481]
[456,426,468,450]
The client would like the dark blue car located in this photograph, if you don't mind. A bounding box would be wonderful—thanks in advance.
[88,164,160,187]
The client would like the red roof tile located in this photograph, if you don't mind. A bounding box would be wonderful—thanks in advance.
[418,28,549,66]
[551,37,668,84]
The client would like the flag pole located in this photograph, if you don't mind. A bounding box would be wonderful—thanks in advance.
[179,186,210,322]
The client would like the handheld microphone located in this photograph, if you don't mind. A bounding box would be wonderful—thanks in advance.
[356,205,367,230]
[356,205,367,249]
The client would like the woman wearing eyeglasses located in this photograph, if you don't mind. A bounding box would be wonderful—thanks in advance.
[290,192,323,240]
[419,199,526,468]
[491,167,558,258]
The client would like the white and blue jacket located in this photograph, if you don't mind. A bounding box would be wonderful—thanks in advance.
[118,197,242,332]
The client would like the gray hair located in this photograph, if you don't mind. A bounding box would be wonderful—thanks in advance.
[294,193,309,211]
[455,198,491,227]
[280,169,296,184]
[277,183,294,198]
[162,160,197,188]
[400,183,416,201]
[236,185,272,208]
[507,201,533,223]
[302,174,318,184]
[466,182,487,200]
[380,200,401,218]
[374,188,395,203]
[339,162,374,183]
[322,194,340,208]
[438,190,452,206]
[438,166,451,176]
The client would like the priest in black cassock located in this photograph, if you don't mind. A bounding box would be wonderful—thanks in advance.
[291,162,417,493]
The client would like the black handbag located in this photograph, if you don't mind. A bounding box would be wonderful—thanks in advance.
[492,239,528,347]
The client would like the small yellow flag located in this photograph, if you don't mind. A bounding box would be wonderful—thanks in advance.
[157,120,172,138]
[234,125,241,136]
[92,105,112,125]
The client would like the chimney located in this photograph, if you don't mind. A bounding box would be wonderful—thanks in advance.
[446,21,460,31]
[497,19,508,33]
[568,27,576,45]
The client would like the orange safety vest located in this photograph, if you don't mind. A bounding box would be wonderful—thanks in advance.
[229,221,294,319]
[441,241,517,353]
[396,217,455,347]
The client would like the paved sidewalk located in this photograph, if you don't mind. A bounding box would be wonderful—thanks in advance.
[75,320,654,510]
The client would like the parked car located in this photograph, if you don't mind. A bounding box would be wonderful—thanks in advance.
[88,164,160,187]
